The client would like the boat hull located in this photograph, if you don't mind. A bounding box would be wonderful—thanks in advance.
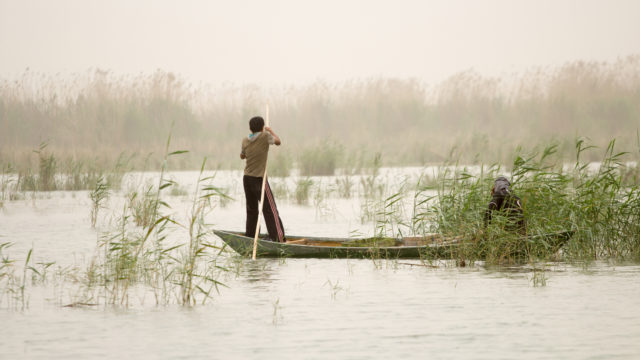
[213,230,452,259]
[213,230,574,259]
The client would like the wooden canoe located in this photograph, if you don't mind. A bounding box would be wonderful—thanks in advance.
[213,230,574,259]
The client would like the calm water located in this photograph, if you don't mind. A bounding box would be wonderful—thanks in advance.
[1,169,639,359]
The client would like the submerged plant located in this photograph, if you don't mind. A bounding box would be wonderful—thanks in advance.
[531,266,548,287]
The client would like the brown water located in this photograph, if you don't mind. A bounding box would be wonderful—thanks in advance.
[1,169,639,359]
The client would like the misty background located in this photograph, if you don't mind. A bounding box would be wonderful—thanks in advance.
[1,0,639,172]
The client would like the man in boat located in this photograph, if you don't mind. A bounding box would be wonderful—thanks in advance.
[240,116,286,242]
[483,176,526,234]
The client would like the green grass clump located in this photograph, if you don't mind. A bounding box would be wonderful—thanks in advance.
[35,143,57,191]
[268,151,293,178]
[298,141,343,176]
[360,152,384,199]
[294,178,313,205]
[82,131,230,307]
[127,185,157,228]
[89,176,109,228]
[335,175,354,198]
[416,138,640,264]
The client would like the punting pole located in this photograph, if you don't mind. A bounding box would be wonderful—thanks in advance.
[252,103,269,260]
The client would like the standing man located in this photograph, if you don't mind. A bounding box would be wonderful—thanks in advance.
[241,116,285,242]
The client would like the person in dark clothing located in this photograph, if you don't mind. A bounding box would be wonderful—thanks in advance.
[240,116,285,242]
[483,176,526,234]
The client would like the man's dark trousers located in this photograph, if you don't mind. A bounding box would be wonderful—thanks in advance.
[243,175,285,242]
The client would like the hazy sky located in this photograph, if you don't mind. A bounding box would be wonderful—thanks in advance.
[1,0,639,85]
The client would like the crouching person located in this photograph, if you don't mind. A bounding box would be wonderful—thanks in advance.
[483,176,526,234]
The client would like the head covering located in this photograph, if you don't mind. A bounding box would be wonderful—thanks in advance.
[493,176,511,196]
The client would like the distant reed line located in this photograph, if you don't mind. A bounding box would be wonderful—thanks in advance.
[1,56,639,173]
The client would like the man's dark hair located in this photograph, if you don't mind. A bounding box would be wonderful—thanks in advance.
[249,116,265,133]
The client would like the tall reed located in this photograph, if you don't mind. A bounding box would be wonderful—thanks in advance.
[416,138,640,264]
[89,176,109,228]
[78,129,231,307]
[3,58,639,170]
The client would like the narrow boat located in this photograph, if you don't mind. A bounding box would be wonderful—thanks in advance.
[213,230,574,259]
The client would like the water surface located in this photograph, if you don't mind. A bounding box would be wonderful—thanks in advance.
[1,169,639,359]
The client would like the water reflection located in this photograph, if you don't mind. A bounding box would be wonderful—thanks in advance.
[242,259,281,283]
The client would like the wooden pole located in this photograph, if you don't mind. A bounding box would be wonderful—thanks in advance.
[252,103,269,260]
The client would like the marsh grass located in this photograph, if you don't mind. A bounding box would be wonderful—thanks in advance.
[0,163,19,205]
[415,138,640,264]
[89,176,109,228]
[268,151,293,178]
[294,178,313,205]
[0,243,46,310]
[1,130,235,309]
[177,159,231,305]
[127,185,156,228]
[531,266,548,287]
[3,58,640,172]
[312,181,335,220]
[60,158,101,191]
[0,242,17,307]
[360,153,384,199]
[299,141,343,176]
[270,179,290,201]
[6,143,133,199]
[373,191,409,238]
[169,183,189,197]
[335,174,354,198]
[35,142,57,191]
[323,279,346,300]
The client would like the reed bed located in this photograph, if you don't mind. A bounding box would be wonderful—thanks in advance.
[408,138,640,264]
[0,133,232,309]
[1,137,639,309]
[2,57,639,173]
